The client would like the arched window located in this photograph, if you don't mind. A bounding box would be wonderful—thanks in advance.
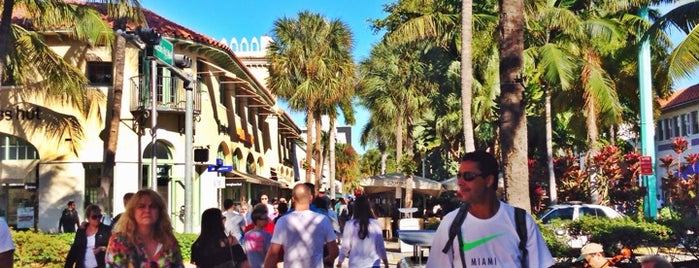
[233,149,243,171]
[143,141,173,159]
[246,154,255,174]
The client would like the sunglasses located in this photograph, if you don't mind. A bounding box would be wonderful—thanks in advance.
[90,214,102,220]
[457,172,483,181]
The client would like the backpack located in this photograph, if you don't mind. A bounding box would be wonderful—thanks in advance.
[441,203,528,268]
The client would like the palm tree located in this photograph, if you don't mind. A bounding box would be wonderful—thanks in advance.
[358,40,430,170]
[268,11,354,189]
[374,0,500,153]
[498,0,531,210]
[462,0,475,152]
[644,0,699,81]
[0,0,117,152]
[98,1,144,214]
[524,0,673,204]
[359,111,396,175]
[1,1,143,214]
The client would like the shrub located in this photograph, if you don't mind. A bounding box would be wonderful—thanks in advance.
[175,232,198,262]
[12,229,72,267]
[10,229,199,268]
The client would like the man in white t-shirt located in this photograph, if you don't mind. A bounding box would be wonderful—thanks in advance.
[0,217,15,267]
[427,151,554,268]
[263,183,338,268]
[222,199,245,241]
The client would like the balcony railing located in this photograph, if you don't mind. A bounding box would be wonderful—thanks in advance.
[129,75,201,115]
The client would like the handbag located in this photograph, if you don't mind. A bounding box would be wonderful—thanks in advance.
[212,238,237,268]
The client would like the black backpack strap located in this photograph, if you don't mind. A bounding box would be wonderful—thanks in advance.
[442,203,469,267]
[515,207,528,268]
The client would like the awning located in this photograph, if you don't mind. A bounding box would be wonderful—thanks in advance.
[359,173,443,196]
[225,169,282,187]
[442,176,458,191]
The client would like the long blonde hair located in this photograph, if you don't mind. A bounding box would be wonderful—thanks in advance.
[113,189,178,250]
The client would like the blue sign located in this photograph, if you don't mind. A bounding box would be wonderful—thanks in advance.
[207,165,233,172]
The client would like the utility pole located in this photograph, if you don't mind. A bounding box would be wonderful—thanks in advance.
[639,6,657,219]
[137,26,196,232]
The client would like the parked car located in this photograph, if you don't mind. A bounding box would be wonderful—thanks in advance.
[538,202,624,248]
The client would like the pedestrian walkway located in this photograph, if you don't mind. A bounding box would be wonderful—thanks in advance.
[335,238,418,268]
[182,238,421,268]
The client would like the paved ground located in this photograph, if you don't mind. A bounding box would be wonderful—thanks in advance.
[184,238,419,268]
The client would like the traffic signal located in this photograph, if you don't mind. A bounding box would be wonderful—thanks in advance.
[194,148,208,162]
[174,54,192,68]
[136,26,161,46]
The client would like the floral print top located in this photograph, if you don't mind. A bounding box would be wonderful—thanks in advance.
[105,233,183,268]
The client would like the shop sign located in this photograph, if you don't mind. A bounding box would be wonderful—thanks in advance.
[17,206,34,229]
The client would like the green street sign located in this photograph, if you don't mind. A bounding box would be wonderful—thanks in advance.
[153,38,173,65]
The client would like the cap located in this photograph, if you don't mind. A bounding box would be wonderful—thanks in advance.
[319,188,326,193]
[577,243,604,262]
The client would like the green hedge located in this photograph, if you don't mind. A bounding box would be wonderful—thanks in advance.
[542,216,675,266]
[10,229,198,268]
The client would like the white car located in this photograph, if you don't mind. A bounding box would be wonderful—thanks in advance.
[538,202,624,248]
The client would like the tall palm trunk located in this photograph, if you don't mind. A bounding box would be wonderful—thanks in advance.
[99,33,126,213]
[380,150,388,175]
[395,116,404,169]
[0,0,15,88]
[498,0,531,212]
[584,90,600,204]
[315,117,323,192]
[329,118,336,197]
[461,0,475,152]
[305,108,314,183]
[545,87,557,204]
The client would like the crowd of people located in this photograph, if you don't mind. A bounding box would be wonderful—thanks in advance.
[0,151,679,267]
[49,181,378,268]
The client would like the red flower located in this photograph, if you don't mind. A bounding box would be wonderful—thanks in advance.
[672,137,688,154]
[659,154,674,168]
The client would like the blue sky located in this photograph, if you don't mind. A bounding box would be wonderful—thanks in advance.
[142,1,697,155]
[142,0,391,154]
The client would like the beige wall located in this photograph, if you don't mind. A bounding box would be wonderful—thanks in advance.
[0,35,297,232]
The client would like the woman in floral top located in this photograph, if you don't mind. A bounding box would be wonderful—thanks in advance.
[106,189,183,268]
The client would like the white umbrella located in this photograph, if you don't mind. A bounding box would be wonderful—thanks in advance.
[359,173,443,196]
[441,176,459,191]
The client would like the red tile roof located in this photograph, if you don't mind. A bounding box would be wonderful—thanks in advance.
[11,2,231,53]
[660,83,699,110]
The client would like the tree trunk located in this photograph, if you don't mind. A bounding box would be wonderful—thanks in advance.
[545,87,557,204]
[404,174,414,208]
[380,150,388,175]
[0,0,16,88]
[585,92,600,204]
[99,33,126,214]
[498,0,531,212]
[395,116,403,170]
[462,0,476,152]
[305,108,314,183]
[315,117,323,192]
[329,118,336,198]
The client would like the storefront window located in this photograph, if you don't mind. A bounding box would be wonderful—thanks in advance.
[0,134,38,228]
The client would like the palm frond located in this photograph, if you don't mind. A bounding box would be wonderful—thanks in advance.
[667,25,699,80]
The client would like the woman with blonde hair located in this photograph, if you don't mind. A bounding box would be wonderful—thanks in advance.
[106,189,183,267]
